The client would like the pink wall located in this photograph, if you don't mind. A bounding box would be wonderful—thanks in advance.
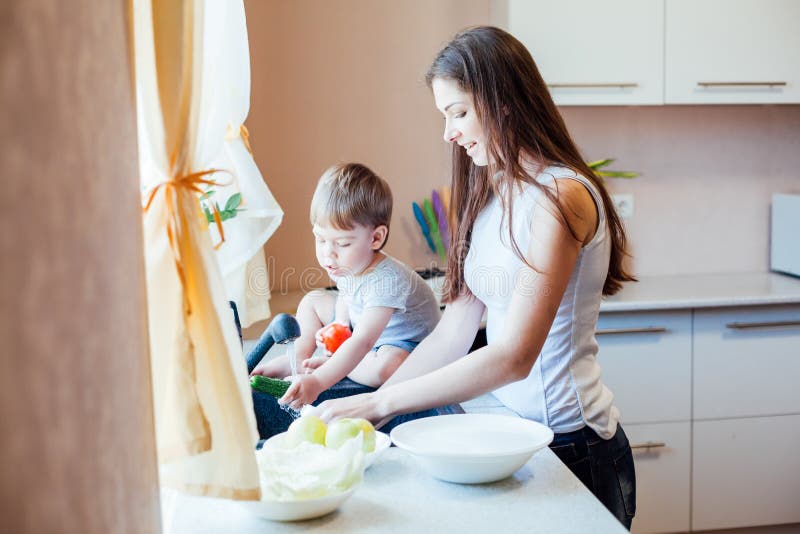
[245,1,800,295]
[562,105,800,276]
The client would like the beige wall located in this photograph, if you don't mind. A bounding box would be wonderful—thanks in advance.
[0,1,161,532]
[245,0,489,295]
[245,1,800,298]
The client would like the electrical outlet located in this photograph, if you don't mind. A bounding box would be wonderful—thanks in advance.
[611,194,634,219]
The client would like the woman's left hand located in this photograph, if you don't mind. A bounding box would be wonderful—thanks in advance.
[308,392,391,428]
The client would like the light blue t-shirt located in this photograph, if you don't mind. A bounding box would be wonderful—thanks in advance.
[333,254,441,350]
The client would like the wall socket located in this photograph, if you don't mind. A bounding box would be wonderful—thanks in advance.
[611,194,634,219]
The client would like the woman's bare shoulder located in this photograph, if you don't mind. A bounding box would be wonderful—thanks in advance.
[535,177,598,245]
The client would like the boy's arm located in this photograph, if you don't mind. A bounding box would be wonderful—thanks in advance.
[332,292,350,326]
[312,306,393,390]
[280,306,393,408]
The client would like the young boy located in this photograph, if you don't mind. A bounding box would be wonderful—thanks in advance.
[250,163,441,436]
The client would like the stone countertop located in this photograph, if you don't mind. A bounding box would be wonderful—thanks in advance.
[598,271,800,312]
[163,447,628,534]
[246,272,800,340]
[423,271,800,314]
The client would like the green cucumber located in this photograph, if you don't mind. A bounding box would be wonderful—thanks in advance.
[250,375,291,398]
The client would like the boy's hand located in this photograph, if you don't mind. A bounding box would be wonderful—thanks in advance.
[314,326,333,356]
[279,374,324,409]
[250,355,290,378]
[302,356,328,373]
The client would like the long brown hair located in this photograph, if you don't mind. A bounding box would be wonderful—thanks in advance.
[426,26,635,302]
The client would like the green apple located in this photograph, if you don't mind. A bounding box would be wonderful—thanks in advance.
[285,415,327,447]
[352,418,376,453]
[325,417,376,453]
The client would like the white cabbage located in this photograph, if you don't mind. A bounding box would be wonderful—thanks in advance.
[256,434,365,501]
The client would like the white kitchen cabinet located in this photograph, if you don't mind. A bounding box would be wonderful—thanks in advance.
[665,0,800,104]
[693,304,800,420]
[596,310,692,534]
[495,0,800,105]
[625,422,691,534]
[598,303,800,532]
[502,0,665,105]
[596,310,692,424]
[692,415,800,530]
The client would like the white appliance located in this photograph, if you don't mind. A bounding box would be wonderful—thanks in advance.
[771,193,800,277]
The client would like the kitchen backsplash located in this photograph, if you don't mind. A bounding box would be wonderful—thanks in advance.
[562,105,800,277]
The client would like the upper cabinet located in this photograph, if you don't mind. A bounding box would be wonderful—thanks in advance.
[494,0,800,105]
[665,0,800,104]
[503,0,664,106]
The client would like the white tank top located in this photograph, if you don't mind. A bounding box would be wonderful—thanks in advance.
[464,166,620,439]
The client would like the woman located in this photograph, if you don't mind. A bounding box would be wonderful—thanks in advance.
[307,26,637,529]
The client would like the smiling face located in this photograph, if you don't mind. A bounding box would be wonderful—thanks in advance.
[313,222,386,278]
[432,77,490,166]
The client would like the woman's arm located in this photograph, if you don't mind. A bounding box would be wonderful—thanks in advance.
[312,179,595,424]
[381,294,485,387]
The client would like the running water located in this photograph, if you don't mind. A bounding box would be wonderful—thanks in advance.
[280,341,303,419]
[287,341,297,378]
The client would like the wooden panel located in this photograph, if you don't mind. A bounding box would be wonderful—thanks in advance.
[596,310,692,423]
[693,416,800,530]
[694,305,800,419]
[0,1,161,533]
[625,422,691,534]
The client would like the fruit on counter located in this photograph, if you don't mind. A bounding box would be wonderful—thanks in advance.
[325,418,376,453]
[285,415,327,447]
[319,323,352,353]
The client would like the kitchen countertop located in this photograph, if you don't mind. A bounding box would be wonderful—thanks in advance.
[162,447,628,534]
[246,272,800,339]
[598,271,800,312]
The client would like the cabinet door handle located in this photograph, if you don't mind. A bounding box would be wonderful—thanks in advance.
[596,327,668,335]
[630,441,666,450]
[548,82,639,89]
[725,320,800,330]
[697,81,787,88]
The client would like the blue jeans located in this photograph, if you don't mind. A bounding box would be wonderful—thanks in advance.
[549,424,636,530]
[252,377,461,439]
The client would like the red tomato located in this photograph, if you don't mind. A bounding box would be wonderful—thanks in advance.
[320,323,352,353]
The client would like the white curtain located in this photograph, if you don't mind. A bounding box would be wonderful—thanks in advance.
[135,0,271,500]
[204,1,282,328]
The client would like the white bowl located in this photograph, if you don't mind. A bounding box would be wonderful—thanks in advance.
[262,430,391,469]
[240,487,356,521]
[390,414,554,484]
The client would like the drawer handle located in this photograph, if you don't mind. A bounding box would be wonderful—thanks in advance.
[596,327,668,335]
[697,81,787,88]
[548,82,639,89]
[630,441,666,450]
[725,320,800,330]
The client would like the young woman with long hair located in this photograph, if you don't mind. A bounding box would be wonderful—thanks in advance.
[307,26,637,529]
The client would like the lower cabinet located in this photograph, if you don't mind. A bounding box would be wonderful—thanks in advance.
[599,304,800,532]
[597,310,692,533]
[625,422,691,534]
[692,415,800,531]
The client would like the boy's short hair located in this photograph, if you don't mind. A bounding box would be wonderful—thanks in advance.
[310,163,393,248]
